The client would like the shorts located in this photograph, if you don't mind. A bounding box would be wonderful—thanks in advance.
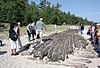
[9,38,17,49]
[36,29,43,38]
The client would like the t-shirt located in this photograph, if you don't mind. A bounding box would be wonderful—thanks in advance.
[9,29,18,41]
[27,23,32,31]
[31,23,36,30]
[81,25,84,30]
[36,21,44,31]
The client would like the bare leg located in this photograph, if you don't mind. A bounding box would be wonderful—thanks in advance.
[13,49,16,55]
[11,49,13,55]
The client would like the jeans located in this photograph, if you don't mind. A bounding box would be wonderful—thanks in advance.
[17,36,22,49]
[27,30,31,42]
[98,39,100,46]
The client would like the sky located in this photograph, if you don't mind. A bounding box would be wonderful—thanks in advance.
[28,0,100,22]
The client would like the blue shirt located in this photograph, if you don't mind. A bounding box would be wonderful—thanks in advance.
[36,20,44,30]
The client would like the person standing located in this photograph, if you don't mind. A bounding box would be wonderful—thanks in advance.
[26,22,32,42]
[91,24,100,57]
[36,18,44,43]
[94,23,98,45]
[77,24,81,33]
[89,24,95,41]
[9,24,18,55]
[31,22,36,42]
[15,22,22,49]
[54,24,57,33]
[97,25,100,45]
[80,24,84,34]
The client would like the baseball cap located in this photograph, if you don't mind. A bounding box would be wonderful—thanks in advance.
[40,18,43,21]
[18,22,20,25]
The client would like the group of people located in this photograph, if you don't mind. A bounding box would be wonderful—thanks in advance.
[87,23,100,57]
[6,19,100,57]
[8,18,44,56]
[87,24,100,46]
[26,18,45,43]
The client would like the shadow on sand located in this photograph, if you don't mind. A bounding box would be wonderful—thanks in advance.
[17,43,31,54]
[0,51,7,55]
[98,66,100,68]
[17,38,52,55]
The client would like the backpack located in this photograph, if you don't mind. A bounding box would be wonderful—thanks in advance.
[11,32,18,41]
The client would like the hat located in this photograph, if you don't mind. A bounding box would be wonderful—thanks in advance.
[97,24,100,25]
[18,22,20,25]
[40,18,43,21]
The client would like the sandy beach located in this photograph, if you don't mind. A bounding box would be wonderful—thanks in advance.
[0,27,100,68]
[0,35,73,68]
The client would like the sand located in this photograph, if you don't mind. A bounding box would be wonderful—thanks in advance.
[0,26,100,68]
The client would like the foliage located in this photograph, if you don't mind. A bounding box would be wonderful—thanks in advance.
[0,0,28,25]
[0,0,93,26]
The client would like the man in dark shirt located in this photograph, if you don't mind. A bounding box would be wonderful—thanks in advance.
[81,24,84,34]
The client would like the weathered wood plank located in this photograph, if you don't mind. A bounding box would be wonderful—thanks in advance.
[31,29,87,61]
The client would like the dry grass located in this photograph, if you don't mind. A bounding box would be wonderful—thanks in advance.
[0,25,67,39]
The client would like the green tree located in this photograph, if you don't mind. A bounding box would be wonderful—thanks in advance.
[0,0,28,25]
[0,0,93,26]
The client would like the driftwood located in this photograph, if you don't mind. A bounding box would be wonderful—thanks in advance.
[32,29,88,61]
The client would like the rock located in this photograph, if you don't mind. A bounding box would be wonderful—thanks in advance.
[21,51,30,56]
[71,59,92,63]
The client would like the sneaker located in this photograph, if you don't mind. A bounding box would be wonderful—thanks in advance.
[34,40,37,43]
[97,54,100,57]
[13,52,19,55]
[11,53,14,56]
[40,41,44,43]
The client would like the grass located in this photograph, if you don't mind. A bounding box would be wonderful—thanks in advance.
[0,25,67,39]
[20,25,67,35]
[45,25,67,33]
[0,30,8,39]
